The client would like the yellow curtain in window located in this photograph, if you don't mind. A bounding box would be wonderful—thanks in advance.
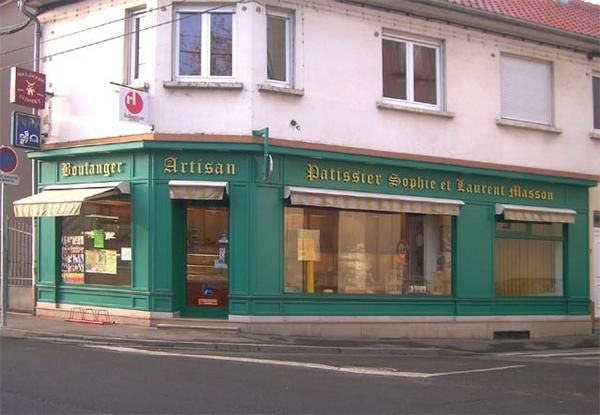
[496,238,562,296]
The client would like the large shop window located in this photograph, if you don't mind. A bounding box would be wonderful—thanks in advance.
[284,187,461,295]
[495,204,575,297]
[61,198,131,285]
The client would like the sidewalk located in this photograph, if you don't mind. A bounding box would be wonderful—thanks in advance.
[1,312,598,355]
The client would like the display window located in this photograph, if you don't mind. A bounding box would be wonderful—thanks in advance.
[495,221,564,296]
[284,206,452,295]
[60,198,131,286]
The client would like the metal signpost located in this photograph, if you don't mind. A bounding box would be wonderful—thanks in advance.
[0,146,19,327]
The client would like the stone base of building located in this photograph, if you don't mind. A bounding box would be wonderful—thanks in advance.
[8,286,34,313]
[231,315,593,339]
[36,302,178,327]
[35,303,592,339]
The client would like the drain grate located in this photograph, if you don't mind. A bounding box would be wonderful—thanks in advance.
[494,330,530,340]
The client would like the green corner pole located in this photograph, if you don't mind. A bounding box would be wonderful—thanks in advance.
[252,128,271,181]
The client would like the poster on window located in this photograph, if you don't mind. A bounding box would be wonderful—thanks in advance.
[63,273,85,283]
[61,235,85,283]
[85,249,117,274]
[297,229,321,262]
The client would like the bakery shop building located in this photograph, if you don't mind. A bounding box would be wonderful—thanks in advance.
[14,141,593,338]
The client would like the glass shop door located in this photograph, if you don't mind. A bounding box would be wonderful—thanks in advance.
[183,205,229,318]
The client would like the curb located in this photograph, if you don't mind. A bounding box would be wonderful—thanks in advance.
[0,328,466,356]
[2,326,598,355]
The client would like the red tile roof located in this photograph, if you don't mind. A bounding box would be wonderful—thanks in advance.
[447,0,600,37]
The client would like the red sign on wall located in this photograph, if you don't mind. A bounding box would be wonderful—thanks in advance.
[9,67,46,110]
[119,87,150,125]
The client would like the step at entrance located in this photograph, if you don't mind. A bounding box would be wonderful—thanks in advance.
[153,318,240,332]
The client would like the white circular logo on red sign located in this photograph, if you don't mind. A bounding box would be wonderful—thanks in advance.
[125,91,144,114]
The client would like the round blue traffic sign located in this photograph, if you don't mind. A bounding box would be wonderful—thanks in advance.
[0,146,18,174]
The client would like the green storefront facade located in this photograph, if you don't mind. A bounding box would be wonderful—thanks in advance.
[25,140,593,337]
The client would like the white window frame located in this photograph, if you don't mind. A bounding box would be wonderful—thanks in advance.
[266,8,293,87]
[593,72,600,130]
[500,53,554,126]
[126,7,149,84]
[174,5,236,81]
[382,32,443,111]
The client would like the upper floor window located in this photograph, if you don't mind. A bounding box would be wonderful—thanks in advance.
[593,74,600,130]
[126,8,151,84]
[382,33,442,109]
[267,9,293,86]
[175,7,235,79]
[500,54,553,126]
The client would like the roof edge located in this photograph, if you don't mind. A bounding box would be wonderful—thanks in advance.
[339,0,600,55]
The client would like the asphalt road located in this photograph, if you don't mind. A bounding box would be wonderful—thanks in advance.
[1,337,598,414]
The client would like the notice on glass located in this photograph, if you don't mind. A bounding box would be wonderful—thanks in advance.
[63,273,84,283]
[121,247,132,261]
[85,249,117,274]
[93,229,105,248]
[297,229,320,262]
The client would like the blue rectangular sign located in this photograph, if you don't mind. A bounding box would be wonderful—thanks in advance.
[11,111,41,150]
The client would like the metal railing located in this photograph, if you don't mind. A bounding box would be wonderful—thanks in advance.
[7,219,32,287]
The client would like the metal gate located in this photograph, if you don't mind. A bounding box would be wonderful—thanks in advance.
[7,219,32,287]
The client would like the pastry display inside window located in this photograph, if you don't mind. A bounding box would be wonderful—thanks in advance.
[284,206,452,295]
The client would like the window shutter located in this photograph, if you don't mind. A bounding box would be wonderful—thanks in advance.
[501,55,552,125]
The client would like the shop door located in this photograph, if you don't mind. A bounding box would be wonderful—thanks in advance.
[183,205,229,318]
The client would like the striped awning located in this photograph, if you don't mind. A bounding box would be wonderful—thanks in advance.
[169,180,228,200]
[495,204,576,224]
[285,186,464,215]
[14,182,130,217]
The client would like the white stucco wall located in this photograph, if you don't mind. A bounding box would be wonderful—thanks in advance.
[39,0,600,176]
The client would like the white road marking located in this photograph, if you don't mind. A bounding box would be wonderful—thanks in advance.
[496,350,599,357]
[85,344,525,378]
[517,352,600,358]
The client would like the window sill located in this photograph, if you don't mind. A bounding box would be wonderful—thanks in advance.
[376,101,455,118]
[496,118,562,135]
[163,81,244,90]
[257,83,304,97]
[590,130,600,140]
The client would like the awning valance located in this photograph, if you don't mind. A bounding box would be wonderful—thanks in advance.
[14,182,130,218]
[168,180,228,200]
[284,186,464,216]
[495,204,576,224]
